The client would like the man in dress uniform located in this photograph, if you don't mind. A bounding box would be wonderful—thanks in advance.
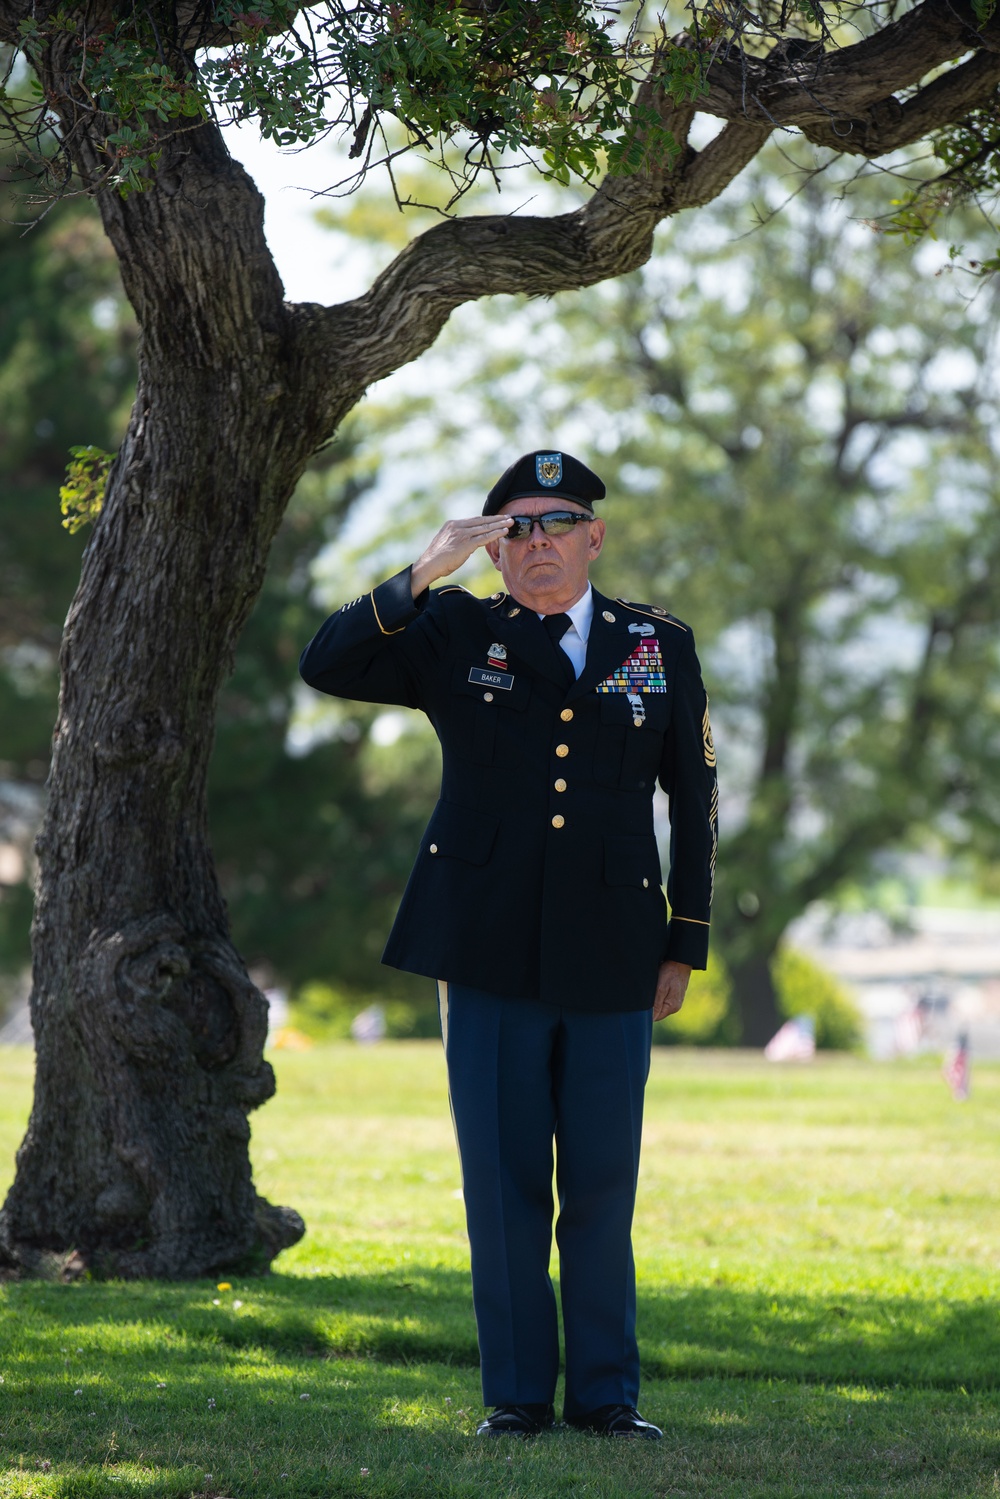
[299,450,718,1440]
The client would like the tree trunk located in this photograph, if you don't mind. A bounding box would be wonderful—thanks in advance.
[0,109,334,1276]
[729,952,782,1049]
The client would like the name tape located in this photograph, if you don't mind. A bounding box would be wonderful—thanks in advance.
[469,668,513,690]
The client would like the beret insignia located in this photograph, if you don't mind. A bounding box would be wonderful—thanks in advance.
[536,453,562,487]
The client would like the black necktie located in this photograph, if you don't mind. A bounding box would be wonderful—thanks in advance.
[542,612,575,687]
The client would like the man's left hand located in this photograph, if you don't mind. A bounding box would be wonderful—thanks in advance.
[652,960,692,1022]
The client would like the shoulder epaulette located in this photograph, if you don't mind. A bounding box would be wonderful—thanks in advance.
[615,598,688,632]
[488,591,508,610]
[435,584,474,597]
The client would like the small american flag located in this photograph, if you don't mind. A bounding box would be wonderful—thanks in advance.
[764,1015,816,1062]
[942,1033,970,1101]
[893,1003,926,1057]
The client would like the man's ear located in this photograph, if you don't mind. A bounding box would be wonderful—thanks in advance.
[588,519,606,561]
[486,539,502,570]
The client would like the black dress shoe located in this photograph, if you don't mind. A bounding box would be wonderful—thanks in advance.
[476,1403,555,1437]
[569,1404,662,1439]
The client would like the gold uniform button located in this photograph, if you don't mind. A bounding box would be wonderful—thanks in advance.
[603,610,616,623]
[555,743,569,758]
[642,878,649,888]
[483,692,494,702]
[551,815,565,829]
[560,708,574,722]
[429,844,438,854]
[554,778,567,792]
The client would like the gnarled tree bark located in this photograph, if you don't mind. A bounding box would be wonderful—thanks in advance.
[1,0,997,1274]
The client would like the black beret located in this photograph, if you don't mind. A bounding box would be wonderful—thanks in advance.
[483,450,606,516]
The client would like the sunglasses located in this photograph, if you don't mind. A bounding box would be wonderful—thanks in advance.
[503,511,594,539]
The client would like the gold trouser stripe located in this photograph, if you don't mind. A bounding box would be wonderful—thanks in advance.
[437,979,449,1049]
[672,916,711,926]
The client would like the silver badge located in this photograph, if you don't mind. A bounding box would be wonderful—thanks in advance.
[488,642,507,661]
[629,622,655,636]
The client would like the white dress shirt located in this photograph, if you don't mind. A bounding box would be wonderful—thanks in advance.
[538,584,593,679]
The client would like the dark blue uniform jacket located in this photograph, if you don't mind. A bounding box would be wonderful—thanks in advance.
[299,567,718,1013]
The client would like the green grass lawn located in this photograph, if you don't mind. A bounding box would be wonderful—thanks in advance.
[1,1042,999,1498]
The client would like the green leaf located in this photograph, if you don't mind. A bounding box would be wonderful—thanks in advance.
[59,445,115,532]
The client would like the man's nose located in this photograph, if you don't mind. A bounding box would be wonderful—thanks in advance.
[526,519,551,545]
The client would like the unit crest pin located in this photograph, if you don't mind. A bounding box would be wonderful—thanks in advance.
[535,452,562,487]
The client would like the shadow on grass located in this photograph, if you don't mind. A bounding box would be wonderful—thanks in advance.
[4,1267,999,1390]
[4,1275,1000,1498]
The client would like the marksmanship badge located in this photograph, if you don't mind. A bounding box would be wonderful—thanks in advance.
[536,453,562,487]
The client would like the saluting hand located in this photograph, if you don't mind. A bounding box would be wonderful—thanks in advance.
[652,960,691,1023]
[411,516,513,599]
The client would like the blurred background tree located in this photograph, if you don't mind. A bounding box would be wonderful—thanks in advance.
[3,145,998,1048]
[0,135,136,979]
[313,146,1000,1044]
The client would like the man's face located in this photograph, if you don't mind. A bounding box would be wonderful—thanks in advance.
[486,495,605,610]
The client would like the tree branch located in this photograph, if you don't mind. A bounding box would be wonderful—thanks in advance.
[800,52,1000,157]
[295,0,1000,415]
[699,0,999,131]
[300,114,771,411]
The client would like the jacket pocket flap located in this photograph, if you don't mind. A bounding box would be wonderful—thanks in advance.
[425,803,499,865]
[604,834,662,889]
[599,693,637,722]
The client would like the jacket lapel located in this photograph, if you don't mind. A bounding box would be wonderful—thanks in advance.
[494,597,569,688]
[568,588,636,702]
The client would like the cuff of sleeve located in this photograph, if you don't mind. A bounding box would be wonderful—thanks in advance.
[664,918,710,970]
[370,567,426,635]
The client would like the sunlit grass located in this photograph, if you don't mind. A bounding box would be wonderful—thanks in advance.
[2,1043,999,1497]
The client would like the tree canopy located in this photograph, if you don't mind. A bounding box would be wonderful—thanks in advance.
[4,0,1000,242]
[321,146,1000,1041]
